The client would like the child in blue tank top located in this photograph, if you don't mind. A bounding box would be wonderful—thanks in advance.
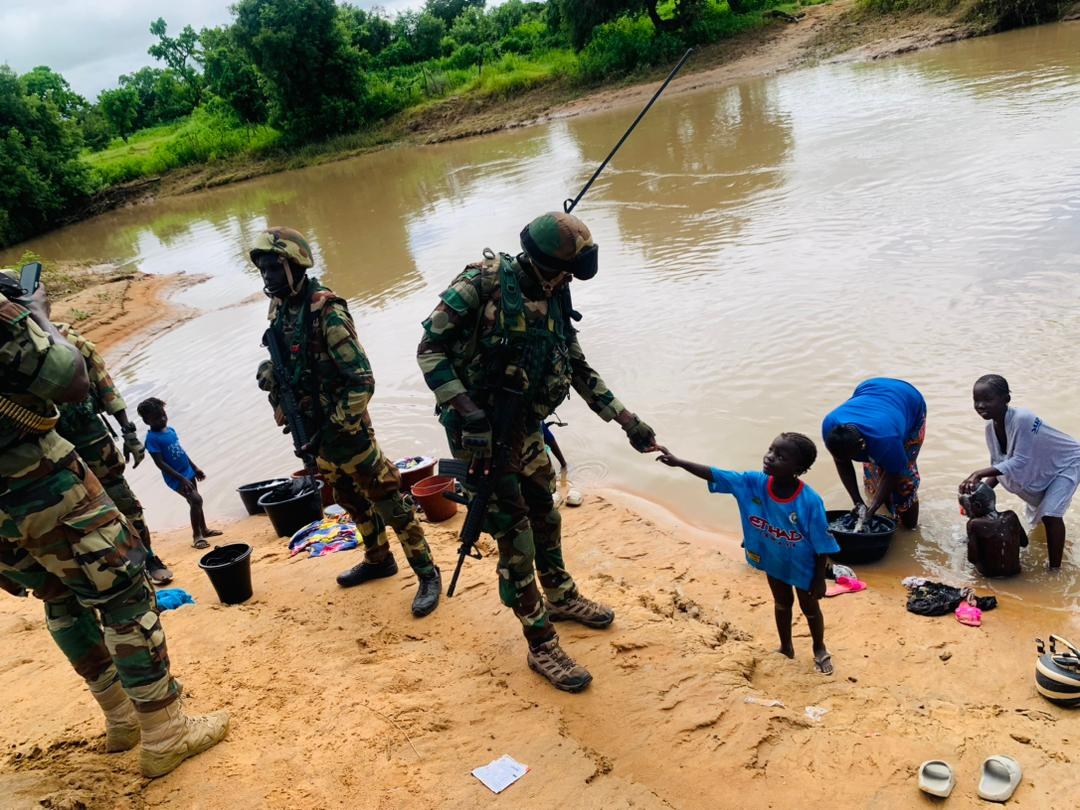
[658,433,839,675]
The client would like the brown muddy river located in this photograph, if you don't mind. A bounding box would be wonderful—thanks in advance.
[7,22,1080,610]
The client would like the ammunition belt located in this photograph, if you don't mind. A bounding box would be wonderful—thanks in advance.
[0,393,60,435]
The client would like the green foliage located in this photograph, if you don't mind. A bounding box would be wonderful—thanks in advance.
[85,104,279,186]
[462,50,580,97]
[148,18,204,105]
[339,5,394,56]
[20,67,86,119]
[233,0,366,143]
[447,42,484,69]
[424,0,487,24]
[77,106,114,152]
[0,66,97,247]
[98,86,140,141]
[556,0,646,49]
[579,14,681,79]
[200,25,268,124]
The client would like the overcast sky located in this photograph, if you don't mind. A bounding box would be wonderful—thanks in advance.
[0,0,426,101]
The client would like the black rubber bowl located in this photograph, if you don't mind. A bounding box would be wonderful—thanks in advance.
[237,478,291,516]
[826,510,896,565]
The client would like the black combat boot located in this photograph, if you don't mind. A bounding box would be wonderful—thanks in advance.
[336,554,398,588]
[411,567,442,617]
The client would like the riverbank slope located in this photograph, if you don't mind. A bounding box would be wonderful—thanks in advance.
[1,495,1076,809]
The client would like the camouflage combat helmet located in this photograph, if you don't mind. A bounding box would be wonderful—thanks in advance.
[249,226,314,269]
[519,212,598,280]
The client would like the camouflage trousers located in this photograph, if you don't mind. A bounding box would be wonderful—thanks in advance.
[446,424,575,647]
[317,431,434,576]
[0,451,177,712]
[77,433,154,553]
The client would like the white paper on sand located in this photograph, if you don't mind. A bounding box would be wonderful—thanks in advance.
[472,755,529,794]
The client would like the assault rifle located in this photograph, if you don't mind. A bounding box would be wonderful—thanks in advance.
[263,327,318,475]
[439,361,528,597]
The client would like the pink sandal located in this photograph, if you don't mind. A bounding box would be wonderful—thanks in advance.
[955,601,982,627]
[825,576,867,598]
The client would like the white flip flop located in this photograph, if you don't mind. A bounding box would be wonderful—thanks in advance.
[918,760,956,798]
[978,755,1021,802]
[565,488,583,507]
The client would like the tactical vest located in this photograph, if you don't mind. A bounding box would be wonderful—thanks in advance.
[268,279,347,435]
[462,253,574,420]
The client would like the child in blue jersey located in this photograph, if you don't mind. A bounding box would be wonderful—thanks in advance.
[658,433,839,675]
[137,397,221,549]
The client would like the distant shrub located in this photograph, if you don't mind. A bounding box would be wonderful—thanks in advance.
[579,15,683,81]
[448,43,483,70]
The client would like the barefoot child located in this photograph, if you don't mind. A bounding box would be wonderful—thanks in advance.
[657,433,839,675]
[137,397,221,549]
[960,482,1027,578]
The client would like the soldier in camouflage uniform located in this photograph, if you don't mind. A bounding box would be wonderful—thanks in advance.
[251,227,442,617]
[0,281,227,778]
[52,319,174,585]
[417,211,659,692]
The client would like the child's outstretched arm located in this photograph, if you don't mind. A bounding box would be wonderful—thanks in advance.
[656,449,713,481]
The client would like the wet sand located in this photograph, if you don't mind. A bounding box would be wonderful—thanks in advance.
[2,495,1077,808]
[48,267,201,355]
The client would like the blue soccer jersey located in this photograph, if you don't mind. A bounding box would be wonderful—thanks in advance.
[708,469,839,591]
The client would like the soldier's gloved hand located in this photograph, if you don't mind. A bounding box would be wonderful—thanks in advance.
[462,410,493,460]
[622,414,658,453]
[121,425,146,468]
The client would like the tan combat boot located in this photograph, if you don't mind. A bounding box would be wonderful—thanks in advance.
[138,700,230,778]
[91,680,140,752]
[546,593,615,629]
[527,638,593,692]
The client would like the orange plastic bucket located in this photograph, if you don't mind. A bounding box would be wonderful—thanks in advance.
[410,475,458,523]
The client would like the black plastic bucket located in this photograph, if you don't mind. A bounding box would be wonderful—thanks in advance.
[258,481,323,538]
[198,543,254,604]
[237,478,291,516]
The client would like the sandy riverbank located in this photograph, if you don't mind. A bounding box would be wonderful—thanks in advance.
[43,265,201,355]
[2,491,1078,809]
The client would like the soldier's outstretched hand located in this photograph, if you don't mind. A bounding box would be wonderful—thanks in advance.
[619,412,658,453]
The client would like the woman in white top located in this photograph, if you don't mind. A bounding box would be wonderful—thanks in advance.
[961,374,1080,569]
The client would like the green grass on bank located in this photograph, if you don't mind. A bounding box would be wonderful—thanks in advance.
[84,106,280,186]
